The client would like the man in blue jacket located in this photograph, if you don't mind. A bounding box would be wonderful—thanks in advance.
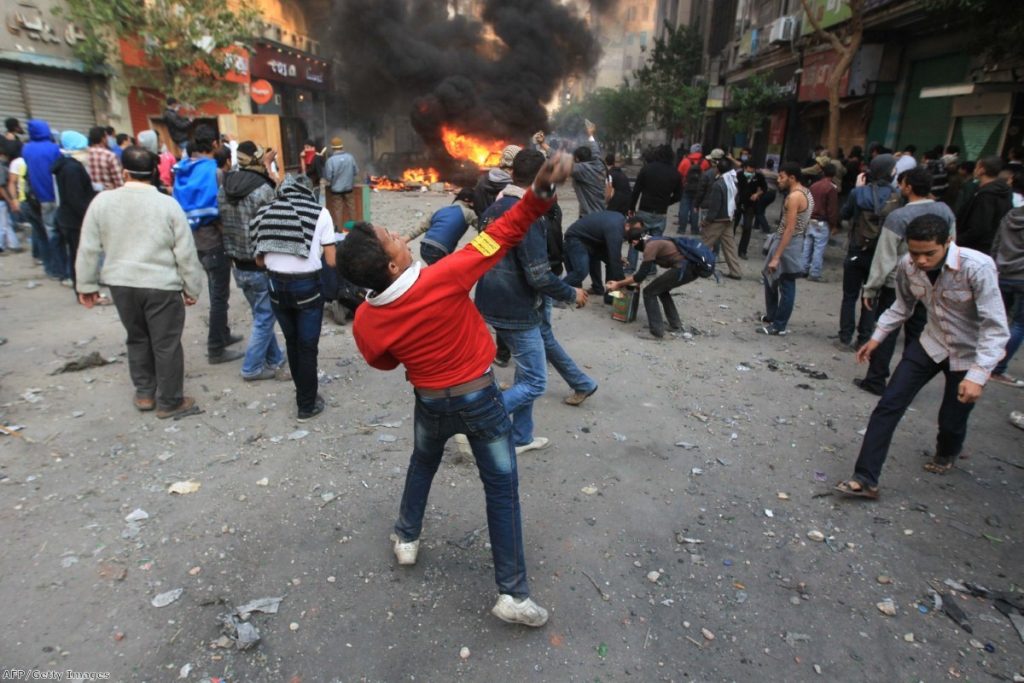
[475,150,593,453]
[22,119,63,279]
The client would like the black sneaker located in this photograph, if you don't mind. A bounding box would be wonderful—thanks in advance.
[297,395,326,421]
[226,334,244,347]
[760,325,788,336]
[208,349,244,364]
[852,378,884,397]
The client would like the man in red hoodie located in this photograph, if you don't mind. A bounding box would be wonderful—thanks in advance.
[337,152,573,628]
[677,143,710,235]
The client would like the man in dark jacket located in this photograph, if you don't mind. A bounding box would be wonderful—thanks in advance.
[957,156,1013,255]
[605,153,631,215]
[163,98,192,156]
[219,141,285,381]
[51,145,96,291]
[562,210,641,294]
[476,150,593,452]
[990,171,1024,386]
[628,144,680,270]
[735,158,768,259]
[700,159,742,279]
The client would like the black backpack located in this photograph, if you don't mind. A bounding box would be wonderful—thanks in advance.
[853,184,899,250]
[684,160,704,195]
[650,236,717,280]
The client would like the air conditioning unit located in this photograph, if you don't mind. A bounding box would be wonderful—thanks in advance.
[769,16,798,45]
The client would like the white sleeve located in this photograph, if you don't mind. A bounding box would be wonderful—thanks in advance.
[316,208,335,245]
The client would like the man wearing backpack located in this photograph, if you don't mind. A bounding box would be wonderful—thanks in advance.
[836,154,897,351]
[677,144,709,235]
[606,230,705,339]
[853,166,956,396]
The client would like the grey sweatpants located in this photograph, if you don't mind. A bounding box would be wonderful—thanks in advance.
[109,286,186,410]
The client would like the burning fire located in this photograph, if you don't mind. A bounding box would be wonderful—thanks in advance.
[371,167,441,191]
[441,126,505,167]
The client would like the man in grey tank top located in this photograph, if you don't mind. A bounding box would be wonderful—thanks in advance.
[760,162,813,335]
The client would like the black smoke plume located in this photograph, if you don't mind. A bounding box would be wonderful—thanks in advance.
[331,0,606,154]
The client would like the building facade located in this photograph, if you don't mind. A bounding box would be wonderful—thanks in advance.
[702,0,1023,164]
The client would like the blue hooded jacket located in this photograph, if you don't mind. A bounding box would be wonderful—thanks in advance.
[172,156,220,229]
[22,120,61,202]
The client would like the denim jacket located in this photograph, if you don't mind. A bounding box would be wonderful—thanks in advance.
[475,194,576,329]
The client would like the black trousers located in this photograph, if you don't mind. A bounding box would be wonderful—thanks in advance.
[839,245,876,346]
[859,287,927,391]
[642,264,696,336]
[853,338,974,487]
[109,286,186,411]
[198,247,232,355]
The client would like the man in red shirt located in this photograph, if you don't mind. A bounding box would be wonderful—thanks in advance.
[803,163,839,281]
[337,152,573,628]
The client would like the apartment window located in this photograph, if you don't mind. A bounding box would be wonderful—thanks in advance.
[624,56,634,70]
[640,31,648,47]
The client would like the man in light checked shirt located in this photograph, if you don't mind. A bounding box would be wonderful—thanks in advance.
[835,214,1010,499]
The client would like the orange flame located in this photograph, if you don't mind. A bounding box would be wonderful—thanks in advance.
[370,176,405,190]
[441,126,506,167]
[402,167,440,185]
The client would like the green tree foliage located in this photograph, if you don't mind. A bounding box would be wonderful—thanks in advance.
[582,86,649,154]
[923,0,1024,63]
[633,23,706,142]
[727,75,789,137]
[58,0,259,106]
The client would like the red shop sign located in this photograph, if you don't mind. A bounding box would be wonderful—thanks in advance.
[798,50,850,103]
[251,79,274,105]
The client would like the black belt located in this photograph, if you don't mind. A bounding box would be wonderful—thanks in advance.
[269,270,321,281]
[415,371,494,399]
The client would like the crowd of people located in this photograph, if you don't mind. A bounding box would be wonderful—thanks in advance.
[3,106,1022,628]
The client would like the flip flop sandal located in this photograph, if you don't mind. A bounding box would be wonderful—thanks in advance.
[833,479,879,500]
[923,458,954,474]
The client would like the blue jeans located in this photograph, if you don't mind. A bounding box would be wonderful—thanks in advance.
[562,236,593,289]
[677,194,699,235]
[628,210,666,271]
[995,279,1024,376]
[41,202,67,279]
[268,274,324,412]
[234,269,284,378]
[395,382,529,598]
[542,297,596,393]
[0,204,20,250]
[801,219,830,278]
[495,325,546,447]
[763,274,798,331]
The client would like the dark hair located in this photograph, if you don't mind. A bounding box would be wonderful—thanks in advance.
[87,126,106,146]
[625,227,644,243]
[779,161,802,181]
[716,159,732,174]
[905,213,951,244]
[1012,170,1024,195]
[901,166,932,196]
[655,144,674,164]
[945,144,960,155]
[237,140,258,156]
[766,158,776,170]
[850,145,863,158]
[304,138,314,147]
[960,161,975,174]
[167,97,178,106]
[977,155,1003,178]
[903,144,916,154]
[122,145,155,178]
[192,124,218,154]
[115,133,130,146]
[573,145,593,163]
[604,152,616,167]
[453,187,475,206]
[1009,146,1024,161]
[104,126,115,136]
[822,163,836,178]
[512,149,545,186]
[4,117,19,132]
[336,222,393,293]
[876,146,893,155]
[625,215,644,229]
[213,146,231,169]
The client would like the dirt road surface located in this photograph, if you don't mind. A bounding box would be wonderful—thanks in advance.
[1,186,1022,682]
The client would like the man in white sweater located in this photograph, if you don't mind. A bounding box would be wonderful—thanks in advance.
[76,146,205,419]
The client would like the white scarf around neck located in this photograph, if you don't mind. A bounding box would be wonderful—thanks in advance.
[367,261,422,306]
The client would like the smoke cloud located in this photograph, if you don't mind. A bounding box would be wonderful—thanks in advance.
[331,0,607,150]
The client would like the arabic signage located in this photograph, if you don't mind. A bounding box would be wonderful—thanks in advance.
[3,0,89,64]
[119,38,250,84]
[801,0,899,36]
[251,43,327,91]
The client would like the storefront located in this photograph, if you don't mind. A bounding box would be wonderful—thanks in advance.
[1,0,103,133]
[250,41,328,170]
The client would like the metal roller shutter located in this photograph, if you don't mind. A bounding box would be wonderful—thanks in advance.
[22,68,97,134]
[0,67,28,124]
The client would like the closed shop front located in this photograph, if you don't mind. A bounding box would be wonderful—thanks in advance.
[896,53,969,152]
[1,1,102,133]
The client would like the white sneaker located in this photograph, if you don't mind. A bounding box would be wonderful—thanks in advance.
[1011,411,1024,431]
[491,594,549,627]
[390,533,419,565]
[453,433,471,455]
[515,437,549,455]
